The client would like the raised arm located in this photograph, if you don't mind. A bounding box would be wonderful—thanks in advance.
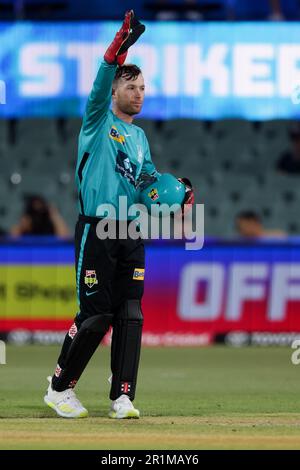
[82,61,117,133]
[83,11,145,133]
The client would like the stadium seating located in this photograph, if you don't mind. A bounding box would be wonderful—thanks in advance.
[1,117,300,237]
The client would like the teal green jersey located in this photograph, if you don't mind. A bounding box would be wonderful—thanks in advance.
[75,60,159,219]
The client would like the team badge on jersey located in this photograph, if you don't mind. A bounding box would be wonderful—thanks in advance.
[115,150,137,186]
[109,126,125,145]
[84,270,99,288]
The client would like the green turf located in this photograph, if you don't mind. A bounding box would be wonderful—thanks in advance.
[1,345,300,449]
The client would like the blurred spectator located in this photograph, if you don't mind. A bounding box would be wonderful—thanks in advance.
[236,211,286,239]
[12,0,68,20]
[276,124,300,174]
[8,1,145,21]
[152,0,298,22]
[228,0,299,21]
[7,0,298,21]
[14,0,25,19]
[151,0,206,21]
[268,0,284,20]
[10,195,70,238]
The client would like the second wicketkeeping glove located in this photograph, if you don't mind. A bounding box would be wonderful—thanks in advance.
[178,177,195,210]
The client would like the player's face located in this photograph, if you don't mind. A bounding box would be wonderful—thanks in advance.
[114,74,145,116]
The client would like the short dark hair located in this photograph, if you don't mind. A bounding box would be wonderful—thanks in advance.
[236,210,261,222]
[113,64,142,87]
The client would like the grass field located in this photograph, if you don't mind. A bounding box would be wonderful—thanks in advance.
[1,344,300,449]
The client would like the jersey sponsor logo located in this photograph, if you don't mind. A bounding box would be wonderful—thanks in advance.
[115,150,137,186]
[68,323,78,339]
[133,268,145,280]
[148,188,159,201]
[84,270,99,288]
[109,126,125,145]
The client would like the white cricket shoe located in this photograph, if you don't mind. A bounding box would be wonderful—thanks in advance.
[44,376,88,418]
[108,394,140,419]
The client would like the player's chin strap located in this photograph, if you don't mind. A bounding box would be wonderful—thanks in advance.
[110,299,143,401]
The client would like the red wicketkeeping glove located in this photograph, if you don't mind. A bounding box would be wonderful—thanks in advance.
[104,10,145,66]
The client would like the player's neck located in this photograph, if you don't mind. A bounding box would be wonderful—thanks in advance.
[113,107,134,125]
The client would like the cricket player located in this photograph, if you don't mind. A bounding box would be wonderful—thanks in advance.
[44,10,193,419]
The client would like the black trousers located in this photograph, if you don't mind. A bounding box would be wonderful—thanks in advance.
[75,216,145,318]
[52,215,145,400]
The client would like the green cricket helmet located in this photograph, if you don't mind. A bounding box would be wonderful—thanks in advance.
[138,173,186,215]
